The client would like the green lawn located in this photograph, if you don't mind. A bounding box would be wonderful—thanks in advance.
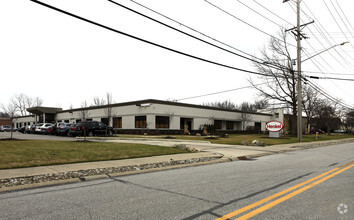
[0,140,189,169]
[117,133,354,146]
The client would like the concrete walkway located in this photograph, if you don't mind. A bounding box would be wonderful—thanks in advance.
[0,137,353,190]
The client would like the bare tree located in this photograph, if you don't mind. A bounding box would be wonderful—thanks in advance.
[342,109,354,132]
[0,103,17,139]
[78,101,89,121]
[0,111,9,118]
[250,29,297,135]
[9,94,43,116]
[302,85,321,133]
[34,97,43,107]
[103,92,115,128]
[203,100,237,110]
[93,96,105,106]
[314,99,342,135]
[241,113,252,130]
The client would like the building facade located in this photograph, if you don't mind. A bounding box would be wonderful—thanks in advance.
[12,99,283,134]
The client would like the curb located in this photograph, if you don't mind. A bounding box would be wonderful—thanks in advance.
[76,137,211,144]
[1,138,353,192]
[0,155,223,192]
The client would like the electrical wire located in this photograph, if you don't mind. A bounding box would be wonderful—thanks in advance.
[203,0,297,48]
[108,0,278,70]
[177,83,268,101]
[334,0,354,32]
[330,0,354,40]
[233,0,284,28]
[301,1,354,67]
[302,70,354,76]
[127,0,264,63]
[324,0,354,51]
[252,0,293,27]
[29,0,279,79]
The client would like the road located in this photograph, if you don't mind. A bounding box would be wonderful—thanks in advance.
[0,143,353,219]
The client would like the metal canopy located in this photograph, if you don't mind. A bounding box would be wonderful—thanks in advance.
[27,107,62,115]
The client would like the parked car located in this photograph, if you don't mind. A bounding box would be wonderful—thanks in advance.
[309,129,325,134]
[18,126,26,133]
[34,123,44,134]
[50,122,67,135]
[57,123,75,136]
[68,121,113,137]
[34,123,53,134]
[28,124,37,134]
[333,129,345,133]
[41,123,54,134]
[0,125,12,132]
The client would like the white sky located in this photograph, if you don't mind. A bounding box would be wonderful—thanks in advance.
[1,0,353,110]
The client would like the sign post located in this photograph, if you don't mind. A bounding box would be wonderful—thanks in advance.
[266,121,284,138]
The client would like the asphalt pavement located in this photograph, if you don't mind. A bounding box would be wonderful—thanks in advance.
[0,132,353,193]
[0,142,353,219]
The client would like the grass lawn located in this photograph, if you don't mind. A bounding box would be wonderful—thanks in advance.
[0,140,189,169]
[117,134,354,146]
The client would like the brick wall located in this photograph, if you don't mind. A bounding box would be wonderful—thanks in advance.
[0,118,11,126]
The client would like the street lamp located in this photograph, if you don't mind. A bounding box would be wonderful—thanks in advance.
[302,42,349,63]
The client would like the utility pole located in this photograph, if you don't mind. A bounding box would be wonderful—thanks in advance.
[284,0,306,142]
[296,0,302,142]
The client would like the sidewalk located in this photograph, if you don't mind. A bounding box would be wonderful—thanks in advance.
[1,137,353,191]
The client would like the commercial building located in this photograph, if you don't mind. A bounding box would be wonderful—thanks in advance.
[12,99,283,134]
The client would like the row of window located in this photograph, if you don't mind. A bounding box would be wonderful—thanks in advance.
[15,116,239,130]
[214,120,235,130]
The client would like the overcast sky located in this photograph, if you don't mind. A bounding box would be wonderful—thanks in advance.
[1,0,353,110]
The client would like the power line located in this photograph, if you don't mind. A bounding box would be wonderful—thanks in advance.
[306,75,354,82]
[302,50,354,100]
[301,1,354,68]
[323,0,354,51]
[302,70,354,76]
[306,80,353,109]
[108,0,276,69]
[330,0,354,40]
[177,83,268,101]
[252,0,293,27]
[127,0,264,63]
[29,0,277,79]
[233,0,283,28]
[292,2,351,70]
[334,0,354,33]
[203,0,297,48]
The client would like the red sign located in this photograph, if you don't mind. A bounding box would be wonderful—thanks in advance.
[266,121,284,132]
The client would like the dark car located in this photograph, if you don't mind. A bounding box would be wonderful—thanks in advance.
[49,122,66,135]
[309,129,325,134]
[18,126,26,133]
[68,121,114,137]
[57,123,75,136]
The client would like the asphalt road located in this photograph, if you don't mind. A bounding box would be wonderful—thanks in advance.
[0,131,76,141]
[0,143,353,219]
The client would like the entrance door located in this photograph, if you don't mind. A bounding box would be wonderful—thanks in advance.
[255,122,262,133]
[180,118,193,132]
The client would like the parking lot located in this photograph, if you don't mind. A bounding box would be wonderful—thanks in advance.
[0,131,76,141]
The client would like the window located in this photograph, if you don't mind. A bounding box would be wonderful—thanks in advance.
[101,118,109,126]
[156,116,169,129]
[214,120,222,130]
[274,113,279,118]
[113,117,122,128]
[226,121,234,130]
[135,116,147,128]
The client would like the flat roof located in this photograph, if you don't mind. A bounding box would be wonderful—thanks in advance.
[58,99,273,116]
[27,107,63,115]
